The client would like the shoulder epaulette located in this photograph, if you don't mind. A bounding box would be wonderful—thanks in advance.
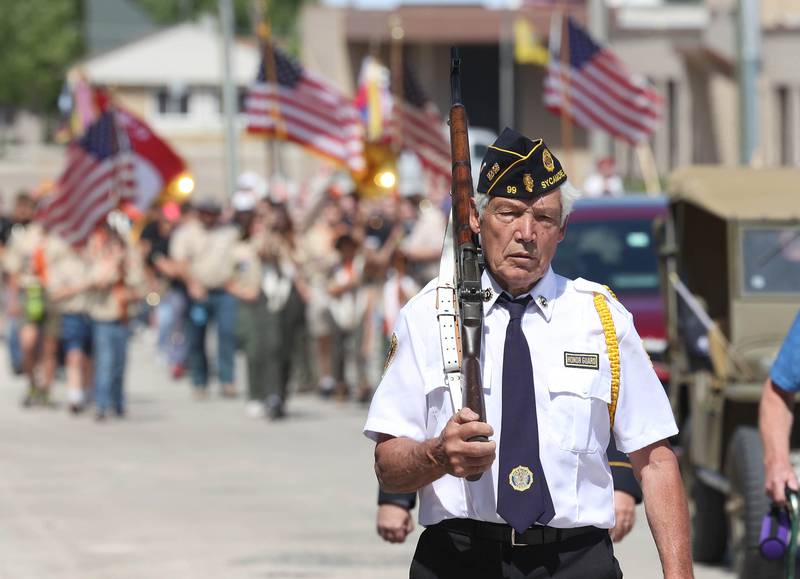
[573,278,617,301]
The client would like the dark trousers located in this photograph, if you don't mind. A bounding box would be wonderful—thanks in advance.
[410,523,623,579]
[237,288,306,405]
[187,289,237,388]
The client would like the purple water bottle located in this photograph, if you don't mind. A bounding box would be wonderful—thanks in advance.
[760,506,791,560]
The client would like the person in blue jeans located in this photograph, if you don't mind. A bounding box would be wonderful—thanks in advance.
[169,199,239,398]
[760,311,800,504]
[86,225,145,421]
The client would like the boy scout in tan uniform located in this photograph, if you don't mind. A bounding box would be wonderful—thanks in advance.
[4,216,60,406]
[228,217,265,417]
[170,201,239,397]
[47,237,92,413]
[85,226,146,420]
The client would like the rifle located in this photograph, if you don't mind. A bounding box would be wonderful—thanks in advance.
[449,47,488,481]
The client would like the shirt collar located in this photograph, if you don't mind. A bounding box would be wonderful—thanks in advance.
[481,266,557,322]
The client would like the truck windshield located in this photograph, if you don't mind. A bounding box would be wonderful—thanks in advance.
[741,226,800,294]
[553,219,659,293]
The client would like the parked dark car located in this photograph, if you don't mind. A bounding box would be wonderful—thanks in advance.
[552,195,669,383]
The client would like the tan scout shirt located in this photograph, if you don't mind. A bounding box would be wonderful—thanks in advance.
[230,238,263,299]
[2,222,46,288]
[46,237,89,315]
[87,242,146,322]
[170,219,238,290]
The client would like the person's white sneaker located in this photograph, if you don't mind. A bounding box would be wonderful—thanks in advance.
[245,401,265,419]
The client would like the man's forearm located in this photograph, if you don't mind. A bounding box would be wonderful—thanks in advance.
[632,442,693,579]
[760,378,794,466]
[375,436,447,493]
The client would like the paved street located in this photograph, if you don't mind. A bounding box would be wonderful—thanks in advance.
[0,329,735,579]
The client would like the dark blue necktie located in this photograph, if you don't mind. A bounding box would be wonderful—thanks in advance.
[496,294,556,533]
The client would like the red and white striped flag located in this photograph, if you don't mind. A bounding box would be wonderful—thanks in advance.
[354,56,449,194]
[544,16,663,144]
[38,110,135,245]
[245,42,365,174]
[39,104,186,244]
[392,62,450,181]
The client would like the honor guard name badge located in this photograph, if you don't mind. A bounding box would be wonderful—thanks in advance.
[564,352,600,370]
[509,466,534,492]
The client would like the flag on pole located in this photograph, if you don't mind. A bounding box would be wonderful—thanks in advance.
[514,18,549,66]
[38,110,135,245]
[114,107,187,210]
[245,42,365,174]
[40,102,187,244]
[354,55,393,142]
[392,61,450,180]
[544,16,663,144]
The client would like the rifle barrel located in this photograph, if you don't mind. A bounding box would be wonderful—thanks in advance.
[450,47,462,106]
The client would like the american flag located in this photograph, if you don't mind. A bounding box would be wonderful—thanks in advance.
[544,17,663,144]
[392,63,450,180]
[38,110,135,245]
[245,43,365,174]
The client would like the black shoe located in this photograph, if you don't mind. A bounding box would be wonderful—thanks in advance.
[69,403,84,415]
[266,395,285,420]
[268,405,285,421]
[21,390,35,408]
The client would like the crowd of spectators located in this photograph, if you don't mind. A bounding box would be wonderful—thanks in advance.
[0,170,448,422]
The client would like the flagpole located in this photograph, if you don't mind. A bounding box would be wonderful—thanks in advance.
[256,0,283,183]
[389,14,404,209]
[555,8,573,173]
[390,14,404,155]
[110,106,133,214]
[635,142,662,195]
[219,0,239,200]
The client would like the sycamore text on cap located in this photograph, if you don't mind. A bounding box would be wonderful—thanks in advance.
[541,169,566,190]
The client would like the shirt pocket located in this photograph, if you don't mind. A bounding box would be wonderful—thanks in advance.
[546,366,612,453]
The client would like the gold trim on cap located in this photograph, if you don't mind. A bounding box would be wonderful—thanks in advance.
[485,141,544,196]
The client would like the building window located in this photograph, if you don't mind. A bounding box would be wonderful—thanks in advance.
[156,87,190,115]
[214,88,248,114]
[776,85,792,166]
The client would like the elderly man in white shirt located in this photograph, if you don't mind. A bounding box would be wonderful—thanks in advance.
[365,128,692,579]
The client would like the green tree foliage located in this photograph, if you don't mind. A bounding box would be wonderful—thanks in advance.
[0,0,82,113]
[135,0,307,39]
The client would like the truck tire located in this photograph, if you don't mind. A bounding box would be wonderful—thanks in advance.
[726,426,787,579]
[691,475,728,563]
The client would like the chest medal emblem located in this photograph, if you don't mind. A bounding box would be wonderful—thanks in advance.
[509,465,534,492]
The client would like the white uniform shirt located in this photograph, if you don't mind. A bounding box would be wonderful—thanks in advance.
[364,267,677,529]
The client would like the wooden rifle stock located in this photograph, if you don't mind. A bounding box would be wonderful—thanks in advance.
[449,47,488,482]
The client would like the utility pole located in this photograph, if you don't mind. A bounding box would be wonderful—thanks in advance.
[738,0,761,165]
[219,0,239,198]
[588,0,610,161]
